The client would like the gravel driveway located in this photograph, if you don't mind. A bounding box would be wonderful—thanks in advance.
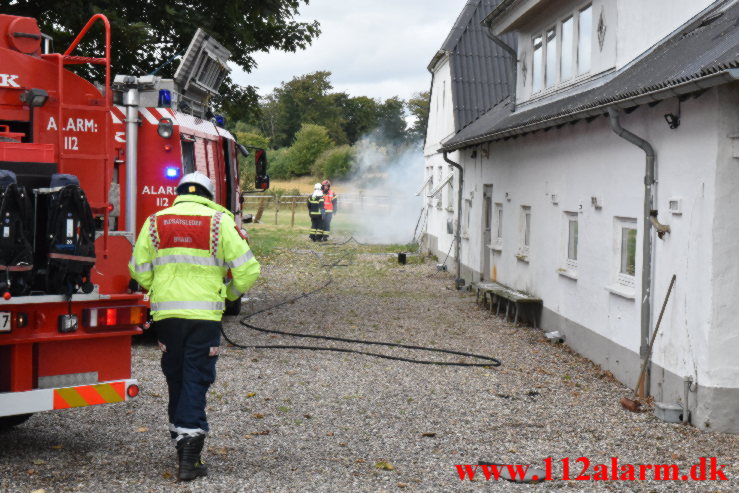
[1,246,738,492]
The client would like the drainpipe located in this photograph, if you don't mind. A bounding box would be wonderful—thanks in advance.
[608,108,655,397]
[443,151,464,288]
[484,27,517,112]
[123,86,139,234]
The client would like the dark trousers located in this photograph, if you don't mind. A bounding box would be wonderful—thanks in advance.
[155,318,221,433]
[310,215,323,236]
[322,212,333,234]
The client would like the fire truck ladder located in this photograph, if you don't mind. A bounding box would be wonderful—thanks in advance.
[40,14,113,256]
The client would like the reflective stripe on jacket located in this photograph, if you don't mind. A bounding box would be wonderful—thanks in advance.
[307,195,324,216]
[129,194,260,321]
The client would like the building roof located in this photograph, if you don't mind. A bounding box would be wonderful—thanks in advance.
[428,0,516,132]
[442,0,739,151]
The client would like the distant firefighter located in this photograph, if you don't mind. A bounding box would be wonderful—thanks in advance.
[307,183,324,241]
[320,179,337,242]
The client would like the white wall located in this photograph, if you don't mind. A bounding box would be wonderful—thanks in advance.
[615,0,715,69]
[457,93,721,386]
[708,83,739,389]
[424,56,455,158]
[424,55,459,260]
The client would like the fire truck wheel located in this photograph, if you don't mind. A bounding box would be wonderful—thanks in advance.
[0,413,32,430]
[225,298,242,316]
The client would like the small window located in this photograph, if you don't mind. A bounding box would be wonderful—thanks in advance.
[494,203,503,245]
[545,28,557,88]
[463,198,472,238]
[565,212,578,270]
[578,5,592,75]
[532,35,544,93]
[519,206,531,257]
[617,219,637,288]
[561,17,574,80]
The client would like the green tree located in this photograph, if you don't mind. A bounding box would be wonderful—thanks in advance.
[284,124,334,176]
[407,91,430,142]
[333,94,381,145]
[376,96,407,144]
[272,71,346,146]
[7,1,321,122]
[312,145,354,179]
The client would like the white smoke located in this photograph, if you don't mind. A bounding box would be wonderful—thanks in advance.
[338,132,424,244]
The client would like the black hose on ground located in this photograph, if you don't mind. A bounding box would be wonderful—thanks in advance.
[221,245,502,368]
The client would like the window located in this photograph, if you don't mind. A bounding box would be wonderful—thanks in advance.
[620,227,637,276]
[561,17,574,80]
[518,206,531,258]
[493,203,503,248]
[545,28,557,88]
[463,198,472,238]
[528,4,594,93]
[565,212,578,270]
[532,35,543,93]
[578,5,592,75]
[617,218,637,288]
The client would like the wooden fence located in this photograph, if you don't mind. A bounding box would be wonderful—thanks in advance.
[241,193,391,226]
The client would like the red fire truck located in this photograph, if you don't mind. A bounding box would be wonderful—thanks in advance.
[0,14,266,427]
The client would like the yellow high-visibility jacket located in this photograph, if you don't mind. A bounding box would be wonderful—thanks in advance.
[128,194,260,321]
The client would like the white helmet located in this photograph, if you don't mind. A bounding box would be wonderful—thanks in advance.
[314,183,322,191]
[178,171,215,199]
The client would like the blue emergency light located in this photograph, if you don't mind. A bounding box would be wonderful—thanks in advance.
[215,115,225,127]
[158,89,172,108]
[165,166,180,178]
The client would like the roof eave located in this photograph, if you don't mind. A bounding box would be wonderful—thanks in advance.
[427,50,451,73]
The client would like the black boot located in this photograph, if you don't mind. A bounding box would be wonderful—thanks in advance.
[309,234,315,241]
[177,435,208,481]
[322,235,329,242]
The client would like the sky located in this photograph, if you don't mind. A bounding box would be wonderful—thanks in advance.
[230,0,468,102]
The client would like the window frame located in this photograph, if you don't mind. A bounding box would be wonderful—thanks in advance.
[564,211,579,271]
[529,3,593,95]
[517,205,532,259]
[577,4,593,76]
[617,221,637,288]
[493,203,504,249]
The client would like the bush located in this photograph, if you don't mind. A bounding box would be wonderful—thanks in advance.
[284,124,334,176]
[312,145,354,179]
[236,131,271,191]
[263,148,291,180]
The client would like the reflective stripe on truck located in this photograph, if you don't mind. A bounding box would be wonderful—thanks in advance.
[0,379,138,417]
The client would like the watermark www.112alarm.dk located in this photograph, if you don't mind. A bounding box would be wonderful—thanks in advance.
[456,457,729,482]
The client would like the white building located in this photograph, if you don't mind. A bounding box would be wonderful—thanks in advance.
[423,0,739,432]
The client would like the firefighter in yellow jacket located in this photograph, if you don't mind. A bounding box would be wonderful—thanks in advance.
[129,171,260,481]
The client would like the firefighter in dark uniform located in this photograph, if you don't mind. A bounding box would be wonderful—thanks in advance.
[129,171,260,481]
[307,183,324,241]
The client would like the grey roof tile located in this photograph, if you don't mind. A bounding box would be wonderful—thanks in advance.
[429,0,516,131]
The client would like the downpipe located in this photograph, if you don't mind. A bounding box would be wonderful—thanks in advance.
[443,151,464,288]
[123,87,139,234]
[484,26,517,112]
[608,108,657,396]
